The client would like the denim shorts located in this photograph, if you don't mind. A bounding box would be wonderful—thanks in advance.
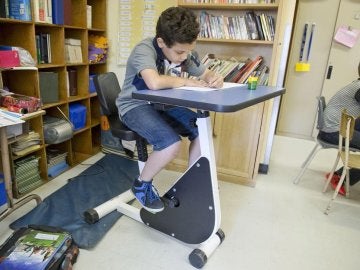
[121,104,199,151]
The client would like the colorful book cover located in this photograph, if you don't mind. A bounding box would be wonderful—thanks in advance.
[8,0,31,21]
[0,229,70,270]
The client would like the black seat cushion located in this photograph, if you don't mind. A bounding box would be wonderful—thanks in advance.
[108,114,139,141]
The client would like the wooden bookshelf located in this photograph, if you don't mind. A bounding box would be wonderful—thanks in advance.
[171,0,292,186]
[0,0,107,198]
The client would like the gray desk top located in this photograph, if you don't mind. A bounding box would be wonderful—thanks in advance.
[132,85,285,113]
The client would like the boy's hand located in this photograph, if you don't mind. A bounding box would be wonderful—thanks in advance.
[207,73,224,88]
[201,69,224,88]
[184,78,210,88]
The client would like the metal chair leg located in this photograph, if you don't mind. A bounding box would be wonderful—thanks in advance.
[300,143,319,168]
[323,154,340,192]
[324,169,347,215]
[345,169,350,198]
[293,144,320,184]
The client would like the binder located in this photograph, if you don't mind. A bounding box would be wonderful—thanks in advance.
[63,0,71,25]
[52,0,64,24]
[39,71,59,103]
[67,69,78,96]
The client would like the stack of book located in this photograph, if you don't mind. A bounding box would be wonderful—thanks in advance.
[47,149,69,178]
[199,53,269,85]
[11,131,41,156]
[35,33,52,64]
[14,155,42,195]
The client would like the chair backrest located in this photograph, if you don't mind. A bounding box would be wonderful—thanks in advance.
[93,72,121,116]
[340,109,355,140]
[316,96,326,130]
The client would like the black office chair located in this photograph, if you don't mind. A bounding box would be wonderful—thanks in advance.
[93,72,148,162]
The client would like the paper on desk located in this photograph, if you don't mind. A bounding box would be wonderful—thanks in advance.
[176,82,240,92]
[0,110,25,127]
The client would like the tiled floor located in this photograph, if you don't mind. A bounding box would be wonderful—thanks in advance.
[1,135,360,270]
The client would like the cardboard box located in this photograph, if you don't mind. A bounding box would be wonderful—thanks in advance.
[0,50,20,68]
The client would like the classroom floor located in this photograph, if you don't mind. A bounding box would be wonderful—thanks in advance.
[1,135,360,270]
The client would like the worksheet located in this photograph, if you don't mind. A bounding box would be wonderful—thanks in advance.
[176,82,243,92]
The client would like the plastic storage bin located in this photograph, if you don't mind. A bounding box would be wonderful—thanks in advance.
[69,103,87,131]
[0,174,6,208]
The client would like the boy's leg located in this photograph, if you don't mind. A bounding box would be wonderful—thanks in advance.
[122,105,182,212]
[139,141,181,181]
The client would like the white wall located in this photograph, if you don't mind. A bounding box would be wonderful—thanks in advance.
[106,0,126,84]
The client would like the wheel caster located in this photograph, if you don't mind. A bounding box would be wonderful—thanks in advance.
[216,228,225,244]
[189,248,207,269]
[83,208,99,224]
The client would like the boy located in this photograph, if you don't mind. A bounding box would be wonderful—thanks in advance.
[116,7,223,212]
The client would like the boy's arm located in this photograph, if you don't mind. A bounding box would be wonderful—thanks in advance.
[140,68,208,90]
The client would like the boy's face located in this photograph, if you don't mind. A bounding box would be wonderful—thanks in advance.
[157,38,196,65]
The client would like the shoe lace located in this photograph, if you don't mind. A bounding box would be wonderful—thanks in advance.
[145,183,161,203]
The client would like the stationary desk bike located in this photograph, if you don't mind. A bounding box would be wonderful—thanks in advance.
[84,72,285,268]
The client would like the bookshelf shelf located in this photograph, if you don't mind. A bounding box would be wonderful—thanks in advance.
[179,3,279,10]
[0,0,107,198]
[89,28,106,32]
[171,0,287,186]
[197,38,274,45]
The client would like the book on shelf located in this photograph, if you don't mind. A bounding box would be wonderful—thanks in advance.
[41,33,50,63]
[63,0,71,25]
[8,0,31,21]
[45,0,52,23]
[35,33,52,64]
[39,71,59,103]
[86,4,92,28]
[254,14,265,40]
[244,11,259,40]
[67,68,78,96]
[259,13,275,41]
[51,0,64,24]
[33,0,45,22]
[182,0,275,3]
[236,55,263,83]
[0,0,9,18]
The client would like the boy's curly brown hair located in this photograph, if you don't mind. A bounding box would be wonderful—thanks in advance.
[156,7,199,48]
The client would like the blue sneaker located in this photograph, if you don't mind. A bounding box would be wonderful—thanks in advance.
[131,179,164,213]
